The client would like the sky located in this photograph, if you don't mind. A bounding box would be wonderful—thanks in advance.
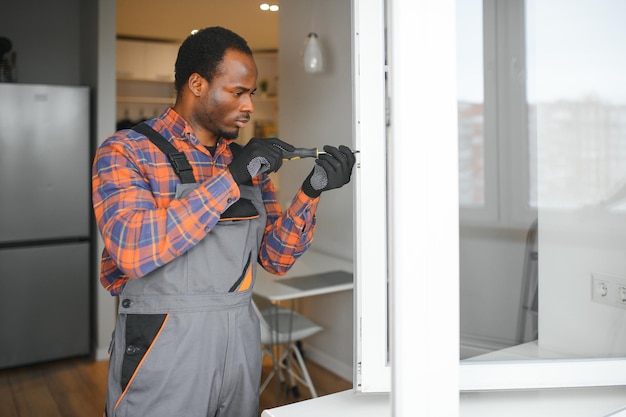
[455,0,483,103]
[456,0,626,104]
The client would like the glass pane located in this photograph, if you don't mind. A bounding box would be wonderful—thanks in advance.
[461,0,626,367]
[532,0,626,360]
[457,0,485,207]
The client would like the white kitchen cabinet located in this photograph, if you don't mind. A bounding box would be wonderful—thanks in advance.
[144,41,178,81]
[116,39,177,123]
[116,39,177,82]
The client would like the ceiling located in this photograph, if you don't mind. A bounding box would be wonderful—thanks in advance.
[116,0,280,51]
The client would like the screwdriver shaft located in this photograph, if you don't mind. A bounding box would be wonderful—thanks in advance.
[282,147,359,160]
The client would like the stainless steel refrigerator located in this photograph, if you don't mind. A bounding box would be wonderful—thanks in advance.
[0,83,91,369]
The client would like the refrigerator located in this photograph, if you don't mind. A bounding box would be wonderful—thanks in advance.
[0,83,91,369]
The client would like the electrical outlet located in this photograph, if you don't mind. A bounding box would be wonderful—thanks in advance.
[618,286,626,304]
[592,272,626,310]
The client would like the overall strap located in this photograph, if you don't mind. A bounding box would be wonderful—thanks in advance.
[229,141,243,158]
[132,122,196,184]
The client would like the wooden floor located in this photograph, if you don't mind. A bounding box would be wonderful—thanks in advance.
[0,355,352,417]
[258,355,353,413]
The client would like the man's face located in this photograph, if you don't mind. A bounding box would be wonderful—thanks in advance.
[195,49,257,140]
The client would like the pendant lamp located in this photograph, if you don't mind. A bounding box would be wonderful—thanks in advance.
[303,33,324,74]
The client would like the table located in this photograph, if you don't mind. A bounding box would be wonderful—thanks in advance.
[253,250,354,404]
[253,250,354,302]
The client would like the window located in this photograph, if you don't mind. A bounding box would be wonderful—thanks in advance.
[356,0,626,400]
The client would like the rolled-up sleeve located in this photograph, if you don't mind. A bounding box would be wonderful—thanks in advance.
[258,180,319,275]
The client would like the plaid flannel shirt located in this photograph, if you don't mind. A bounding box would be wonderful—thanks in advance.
[92,108,319,295]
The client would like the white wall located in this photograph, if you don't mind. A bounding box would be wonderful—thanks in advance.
[277,0,354,379]
[460,226,528,357]
[539,213,626,356]
[0,0,82,85]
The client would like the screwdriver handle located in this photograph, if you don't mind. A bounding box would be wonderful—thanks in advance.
[281,147,319,160]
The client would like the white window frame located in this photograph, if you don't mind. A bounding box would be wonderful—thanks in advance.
[354,0,626,400]
[459,0,536,228]
[387,1,460,413]
[493,0,536,227]
[353,0,391,393]
[459,0,500,225]
[461,358,626,391]
[354,0,460,407]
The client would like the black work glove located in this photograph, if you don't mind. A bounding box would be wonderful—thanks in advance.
[228,137,295,185]
[302,145,356,198]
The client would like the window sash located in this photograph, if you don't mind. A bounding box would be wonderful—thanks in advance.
[353,0,391,393]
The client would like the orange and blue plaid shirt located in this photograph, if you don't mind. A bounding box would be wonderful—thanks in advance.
[92,108,319,295]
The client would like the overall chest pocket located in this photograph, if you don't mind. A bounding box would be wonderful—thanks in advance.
[219,198,259,222]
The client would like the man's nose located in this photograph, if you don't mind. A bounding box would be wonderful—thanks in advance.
[241,95,255,113]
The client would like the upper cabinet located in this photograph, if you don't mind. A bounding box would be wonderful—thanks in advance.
[116,39,178,82]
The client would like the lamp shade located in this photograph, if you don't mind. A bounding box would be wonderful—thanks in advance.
[303,33,324,74]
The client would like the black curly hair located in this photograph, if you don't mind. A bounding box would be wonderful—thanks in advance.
[174,26,253,95]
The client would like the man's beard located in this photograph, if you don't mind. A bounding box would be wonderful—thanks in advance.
[218,127,239,140]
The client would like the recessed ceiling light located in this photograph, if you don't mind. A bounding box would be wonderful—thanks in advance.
[260,3,279,12]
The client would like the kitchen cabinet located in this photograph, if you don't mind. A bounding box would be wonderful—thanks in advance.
[144,42,179,81]
[116,39,178,81]
[116,39,146,80]
[116,39,177,124]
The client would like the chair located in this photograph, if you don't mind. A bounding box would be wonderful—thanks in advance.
[517,218,539,343]
[252,300,323,398]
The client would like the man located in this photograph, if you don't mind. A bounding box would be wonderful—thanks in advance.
[92,26,355,417]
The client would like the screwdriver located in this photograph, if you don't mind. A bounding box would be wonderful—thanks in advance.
[280,147,359,161]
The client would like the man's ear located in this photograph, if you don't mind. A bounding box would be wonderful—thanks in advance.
[187,73,205,97]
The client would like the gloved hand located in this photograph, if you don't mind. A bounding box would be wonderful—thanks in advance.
[228,137,295,185]
[302,145,356,198]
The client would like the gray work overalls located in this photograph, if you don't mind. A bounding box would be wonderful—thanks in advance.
[105,125,266,417]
